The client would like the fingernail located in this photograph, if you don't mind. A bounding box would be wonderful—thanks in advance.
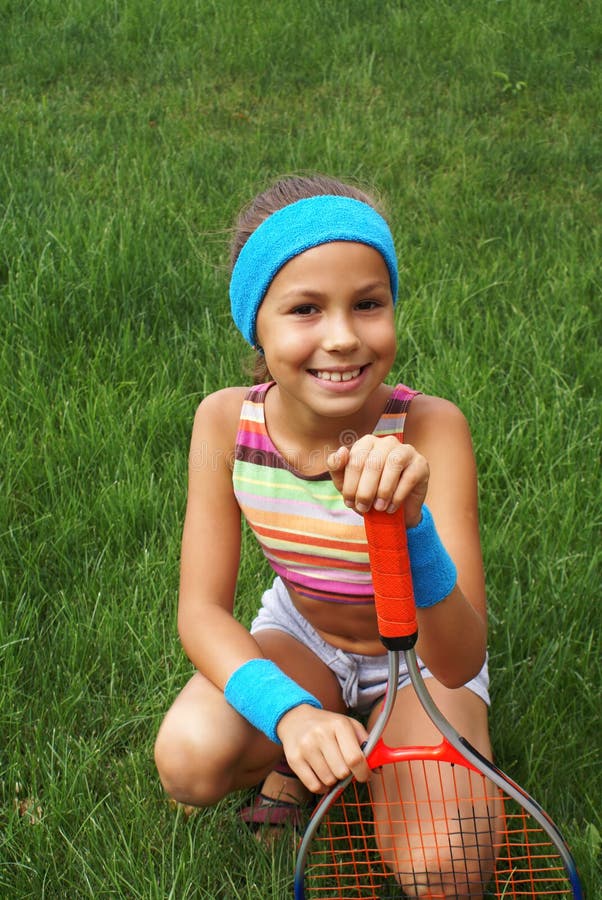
[373,498,387,511]
[356,502,369,513]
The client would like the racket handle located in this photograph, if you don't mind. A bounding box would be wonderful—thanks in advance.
[364,507,418,651]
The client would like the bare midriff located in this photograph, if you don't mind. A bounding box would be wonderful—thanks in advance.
[286,581,385,656]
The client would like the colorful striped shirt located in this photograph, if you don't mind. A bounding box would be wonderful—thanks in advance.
[232,382,420,604]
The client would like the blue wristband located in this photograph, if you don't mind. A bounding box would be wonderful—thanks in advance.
[407,505,457,608]
[224,658,322,744]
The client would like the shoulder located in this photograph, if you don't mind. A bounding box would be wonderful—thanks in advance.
[405,393,474,456]
[407,393,470,428]
[193,386,249,425]
[190,386,250,464]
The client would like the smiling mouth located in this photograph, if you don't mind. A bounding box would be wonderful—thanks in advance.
[309,366,365,382]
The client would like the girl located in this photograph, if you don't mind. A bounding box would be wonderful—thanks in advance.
[155,174,492,897]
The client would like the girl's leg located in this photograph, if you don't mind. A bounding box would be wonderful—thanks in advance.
[154,670,279,807]
[154,629,345,809]
[368,680,495,899]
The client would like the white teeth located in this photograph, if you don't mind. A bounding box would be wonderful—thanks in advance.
[314,368,361,382]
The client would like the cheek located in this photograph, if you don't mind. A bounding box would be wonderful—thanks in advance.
[371,319,397,358]
[386,331,397,359]
[266,329,313,364]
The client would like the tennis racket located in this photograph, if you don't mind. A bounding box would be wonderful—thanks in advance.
[294,507,582,899]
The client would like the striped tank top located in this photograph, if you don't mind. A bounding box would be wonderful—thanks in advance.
[232,382,420,604]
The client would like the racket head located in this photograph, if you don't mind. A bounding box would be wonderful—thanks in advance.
[295,510,581,898]
[296,736,579,899]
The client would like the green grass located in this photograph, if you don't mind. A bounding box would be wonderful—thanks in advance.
[1,0,600,895]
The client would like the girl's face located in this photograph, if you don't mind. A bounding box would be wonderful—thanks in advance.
[255,241,397,421]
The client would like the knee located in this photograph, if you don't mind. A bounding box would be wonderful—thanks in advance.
[154,719,230,808]
[398,855,492,899]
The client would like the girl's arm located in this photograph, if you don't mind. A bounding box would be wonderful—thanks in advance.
[177,388,265,686]
[327,395,487,688]
[406,395,487,686]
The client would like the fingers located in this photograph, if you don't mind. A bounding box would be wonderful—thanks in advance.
[329,435,429,520]
[319,720,372,786]
[279,707,371,794]
[326,445,349,494]
[291,742,367,795]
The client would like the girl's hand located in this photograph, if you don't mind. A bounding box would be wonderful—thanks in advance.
[327,434,428,528]
[276,705,371,793]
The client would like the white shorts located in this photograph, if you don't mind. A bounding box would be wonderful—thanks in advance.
[250,577,490,716]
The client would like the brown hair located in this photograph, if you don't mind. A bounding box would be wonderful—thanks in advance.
[231,174,385,383]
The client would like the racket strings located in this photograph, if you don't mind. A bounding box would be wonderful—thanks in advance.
[375,759,497,897]
[302,759,574,899]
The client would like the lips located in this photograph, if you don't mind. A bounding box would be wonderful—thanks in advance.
[310,367,363,382]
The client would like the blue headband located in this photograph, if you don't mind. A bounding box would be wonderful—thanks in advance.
[229,195,399,346]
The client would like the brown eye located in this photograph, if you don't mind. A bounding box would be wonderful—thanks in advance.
[356,300,380,310]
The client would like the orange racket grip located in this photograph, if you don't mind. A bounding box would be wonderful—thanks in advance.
[364,507,418,651]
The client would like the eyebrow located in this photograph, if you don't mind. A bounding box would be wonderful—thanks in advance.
[278,288,325,302]
[278,280,391,302]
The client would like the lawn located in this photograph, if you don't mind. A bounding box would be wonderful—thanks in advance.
[1,0,600,896]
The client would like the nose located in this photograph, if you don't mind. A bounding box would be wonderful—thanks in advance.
[321,312,361,353]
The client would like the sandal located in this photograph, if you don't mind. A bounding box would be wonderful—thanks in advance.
[239,791,308,830]
[239,757,315,831]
